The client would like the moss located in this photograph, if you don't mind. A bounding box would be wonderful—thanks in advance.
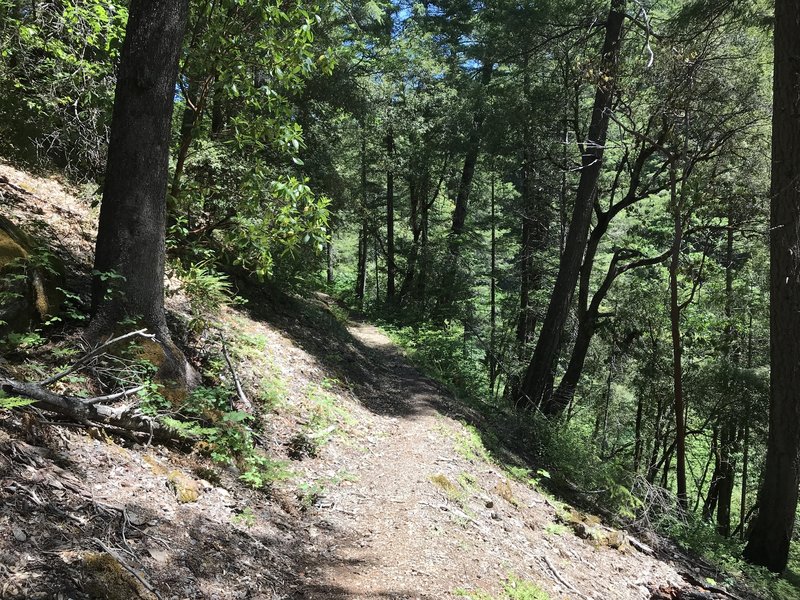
[495,479,518,507]
[167,469,200,503]
[83,552,156,599]
[431,473,460,495]
[134,338,189,405]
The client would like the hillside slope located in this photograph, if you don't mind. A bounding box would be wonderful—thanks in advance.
[0,162,766,600]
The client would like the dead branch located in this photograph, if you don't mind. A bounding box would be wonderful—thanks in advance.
[39,329,155,386]
[0,377,175,440]
[541,555,591,600]
[220,333,252,413]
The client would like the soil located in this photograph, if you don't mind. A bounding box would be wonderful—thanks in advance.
[0,162,767,600]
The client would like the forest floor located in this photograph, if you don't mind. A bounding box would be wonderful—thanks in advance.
[0,161,772,600]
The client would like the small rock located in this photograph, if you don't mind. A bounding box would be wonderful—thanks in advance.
[11,525,26,542]
[126,508,147,526]
[147,548,170,563]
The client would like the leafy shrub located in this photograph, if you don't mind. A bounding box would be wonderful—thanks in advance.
[383,323,490,401]
[0,1,126,177]
[161,384,290,488]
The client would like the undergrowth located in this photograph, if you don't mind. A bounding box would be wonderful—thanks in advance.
[455,575,550,600]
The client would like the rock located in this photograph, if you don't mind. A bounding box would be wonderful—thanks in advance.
[11,525,26,542]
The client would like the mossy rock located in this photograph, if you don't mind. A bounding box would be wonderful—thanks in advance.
[562,510,631,552]
[167,469,201,503]
[0,214,64,335]
[82,551,157,599]
[130,336,199,404]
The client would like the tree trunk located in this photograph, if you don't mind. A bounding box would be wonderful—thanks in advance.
[326,239,334,285]
[355,130,368,307]
[489,170,498,394]
[398,177,421,303]
[715,212,737,537]
[518,0,626,409]
[170,75,212,200]
[744,1,800,572]
[633,393,644,473]
[668,163,688,510]
[703,427,721,521]
[450,61,493,243]
[88,0,193,388]
[355,221,368,306]
[385,126,396,304]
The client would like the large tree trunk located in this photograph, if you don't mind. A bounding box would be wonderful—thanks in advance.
[744,1,800,572]
[517,0,626,409]
[88,0,193,388]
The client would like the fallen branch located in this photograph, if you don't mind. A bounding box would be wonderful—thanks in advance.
[0,377,175,440]
[220,333,252,413]
[541,555,592,600]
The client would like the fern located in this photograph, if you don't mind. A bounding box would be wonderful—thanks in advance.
[0,395,35,410]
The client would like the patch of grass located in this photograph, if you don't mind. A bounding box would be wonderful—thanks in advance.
[544,522,569,537]
[258,374,287,410]
[455,575,550,600]
[458,471,478,490]
[431,473,464,503]
[231,506,257,528]
[297,480,327,510]
[454,423,492,463]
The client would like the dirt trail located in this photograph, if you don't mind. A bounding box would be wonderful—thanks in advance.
[291,321,690,600]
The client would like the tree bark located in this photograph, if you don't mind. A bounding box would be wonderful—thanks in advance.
[326,239,334,285]
[489,170,498,394]
[449,61,493,244]
[88,0,192,387]
[744,0,800,572]
[517,0,626,409]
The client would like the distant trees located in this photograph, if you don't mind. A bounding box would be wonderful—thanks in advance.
[302,1,776,544]
[743,0,800,573]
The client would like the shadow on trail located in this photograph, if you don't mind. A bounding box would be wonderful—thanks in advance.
[237,284,544,476]
[240,286,458,420]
